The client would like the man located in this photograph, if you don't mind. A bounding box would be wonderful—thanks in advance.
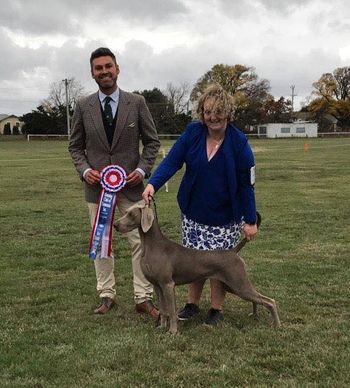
[68,47,160,319]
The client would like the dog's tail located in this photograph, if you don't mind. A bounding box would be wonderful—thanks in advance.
[233,212,262,254]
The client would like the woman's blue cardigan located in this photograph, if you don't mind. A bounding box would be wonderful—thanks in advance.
[149,121,257,225]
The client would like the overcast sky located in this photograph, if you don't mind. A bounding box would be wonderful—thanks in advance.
[1,0,350,116]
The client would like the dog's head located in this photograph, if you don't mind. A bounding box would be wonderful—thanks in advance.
[114,200,155,233]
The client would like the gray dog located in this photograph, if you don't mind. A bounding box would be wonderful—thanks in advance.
[114,201,281,334]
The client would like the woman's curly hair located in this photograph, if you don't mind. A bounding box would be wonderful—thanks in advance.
[195,84,235,121]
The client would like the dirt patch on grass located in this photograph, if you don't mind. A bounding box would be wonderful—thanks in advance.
[252,146,267,153]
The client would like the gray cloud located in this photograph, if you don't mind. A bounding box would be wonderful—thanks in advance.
[0,1,84,35]
[116,38,246,94]
[258,0,315,13]
[216,0,315,17]
[1,0,349,115]
[102,0,188,24]
[215,0,264,20]
[0,0,187,36]
[254,46,341,103]
[0,28,53,78]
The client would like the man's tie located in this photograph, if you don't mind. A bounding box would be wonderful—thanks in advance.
[104,96,114,127]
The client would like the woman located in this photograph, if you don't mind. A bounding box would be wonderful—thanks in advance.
[142,84,258,325]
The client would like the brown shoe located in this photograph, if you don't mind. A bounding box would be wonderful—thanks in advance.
[135,300,159,320]
[94,297,115,314]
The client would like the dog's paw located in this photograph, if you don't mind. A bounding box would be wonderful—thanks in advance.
[248,312,259,321]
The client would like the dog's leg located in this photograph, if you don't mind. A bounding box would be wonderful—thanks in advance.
[220,258,281,327]
[161,281,178,335]
[251,302,258,320]
[234,288,281,328]
[154,284,168,329]
[257,295,280,328]
[223,283,259,321]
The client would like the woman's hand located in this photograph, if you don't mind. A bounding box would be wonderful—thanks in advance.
[142,184,155,205]
[243,223,258,240]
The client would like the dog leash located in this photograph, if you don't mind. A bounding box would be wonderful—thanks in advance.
[148,195,158,220]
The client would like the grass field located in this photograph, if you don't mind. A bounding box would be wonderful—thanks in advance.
[0,136,349,387]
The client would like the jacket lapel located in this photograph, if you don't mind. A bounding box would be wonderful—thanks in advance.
[89,92,110,151]
[111,89,130,150]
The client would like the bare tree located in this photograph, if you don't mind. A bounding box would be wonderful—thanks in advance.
[43,78,86,110]
[165,82,190,114]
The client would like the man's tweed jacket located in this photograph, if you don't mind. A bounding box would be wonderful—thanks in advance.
[68,89,160,203]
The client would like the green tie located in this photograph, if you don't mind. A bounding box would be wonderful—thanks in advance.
[104,96,113,127]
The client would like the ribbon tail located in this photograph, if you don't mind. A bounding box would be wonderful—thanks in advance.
[88,192,103,260]
[100,194,117,258]
[89,190,117,260]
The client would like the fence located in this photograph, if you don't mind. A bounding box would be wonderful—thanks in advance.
[24,131,350,142]
[159,132,350,140]
[27,134,69,141]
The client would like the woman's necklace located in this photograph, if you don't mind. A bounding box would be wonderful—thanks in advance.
[207,136,224,161]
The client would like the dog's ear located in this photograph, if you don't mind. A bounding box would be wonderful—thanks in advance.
[141,207,154,233]
[130,199,146,210]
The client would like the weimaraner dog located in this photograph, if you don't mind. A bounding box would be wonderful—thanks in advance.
[114,201,280,334]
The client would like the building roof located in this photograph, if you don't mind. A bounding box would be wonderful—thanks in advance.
[259,121,317,126]
[0,114,20,123]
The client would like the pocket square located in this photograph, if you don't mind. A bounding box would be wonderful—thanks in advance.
[127,122,135,128]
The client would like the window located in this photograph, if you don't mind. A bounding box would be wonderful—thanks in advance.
[281,127,290,133]
[296,127,305,133]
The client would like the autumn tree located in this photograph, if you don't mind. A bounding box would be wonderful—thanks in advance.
[260,96,293,123]
[309,67,350,129]
[190,64,272,129]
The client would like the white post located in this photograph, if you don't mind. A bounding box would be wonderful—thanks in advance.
[63,78,71,138]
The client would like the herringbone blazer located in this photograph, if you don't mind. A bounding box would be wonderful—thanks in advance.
[68,89,160,203]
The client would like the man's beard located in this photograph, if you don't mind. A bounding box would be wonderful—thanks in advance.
[96,74,117,89]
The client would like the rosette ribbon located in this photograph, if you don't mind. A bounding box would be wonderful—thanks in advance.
[89,165,126,260]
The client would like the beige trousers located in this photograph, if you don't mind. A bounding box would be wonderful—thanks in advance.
[88,193,153,304]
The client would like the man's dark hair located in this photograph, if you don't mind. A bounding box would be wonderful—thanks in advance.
[90,47,117,68]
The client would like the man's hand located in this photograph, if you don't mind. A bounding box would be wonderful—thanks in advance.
[243,223,258,241]
[85,169,101,185]
[126,170,143,187]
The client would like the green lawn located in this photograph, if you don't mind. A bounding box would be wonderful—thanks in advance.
[0,136,349,387]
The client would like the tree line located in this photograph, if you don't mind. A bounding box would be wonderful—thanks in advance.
[19,64,350,135]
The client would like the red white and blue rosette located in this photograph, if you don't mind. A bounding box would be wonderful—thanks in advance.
[89,165,126,260]
[100,165,126,193]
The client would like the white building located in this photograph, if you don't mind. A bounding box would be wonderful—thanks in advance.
[257,122,318,138]
[0,114,23,135]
